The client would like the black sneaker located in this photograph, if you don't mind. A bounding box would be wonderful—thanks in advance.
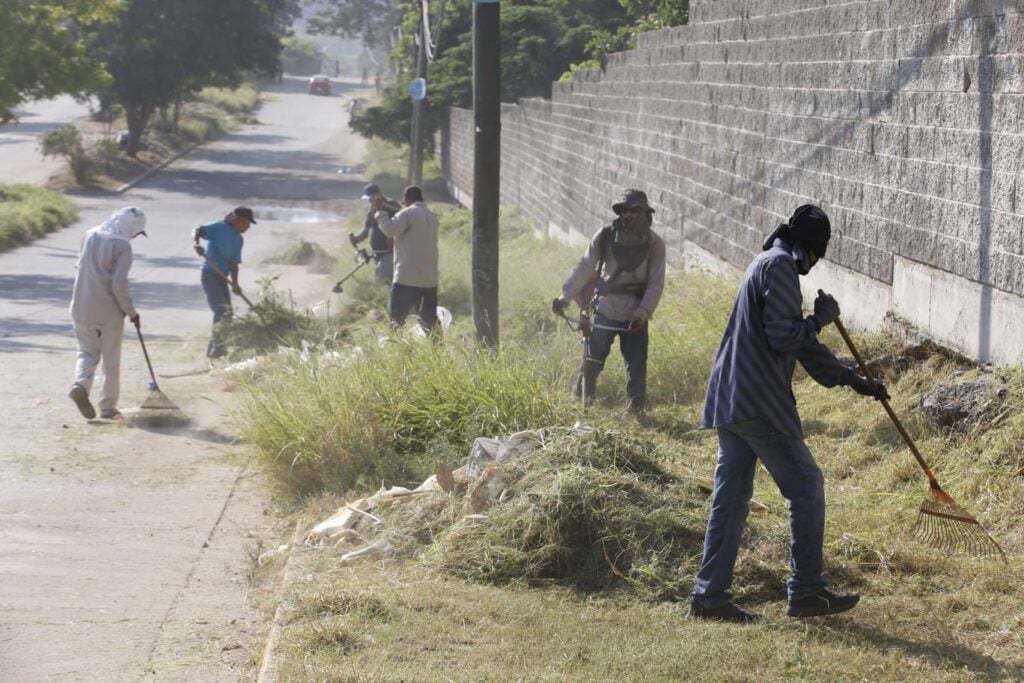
[787,588,860,618]
[69,384,96,420]
[689,602,761,623]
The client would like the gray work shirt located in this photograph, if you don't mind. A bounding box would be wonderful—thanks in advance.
[701,239,850,439]
[376,202,439,288]
[560,226,666,323]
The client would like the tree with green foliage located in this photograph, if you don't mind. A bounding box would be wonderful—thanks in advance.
[307,0,403,51]
[0,0,121,123]
[86,0,289,156]
[344,0,687,148]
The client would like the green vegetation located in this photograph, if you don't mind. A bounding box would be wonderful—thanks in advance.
[340,0,689,146]
[235,148,1022,680]
[0,184,78,251]
[0,0,119,122]
[196,83,261,115]
[39,125,95,184]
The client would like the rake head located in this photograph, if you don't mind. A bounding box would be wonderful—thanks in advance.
[140,387,180,411]
[912,488,1006,562]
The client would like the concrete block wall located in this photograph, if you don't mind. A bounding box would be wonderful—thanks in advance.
[439,0,1024,363]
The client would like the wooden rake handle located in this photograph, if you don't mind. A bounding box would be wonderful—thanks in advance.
[818,290,941,487]
[203,254,256,309]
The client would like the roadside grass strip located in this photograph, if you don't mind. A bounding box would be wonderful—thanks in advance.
[0,184,77,252]
[237,202,1024,678]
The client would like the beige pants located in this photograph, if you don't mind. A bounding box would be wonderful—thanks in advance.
[73,318,125,411]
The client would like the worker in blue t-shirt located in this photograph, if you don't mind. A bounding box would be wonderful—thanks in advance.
[192,207,256,358]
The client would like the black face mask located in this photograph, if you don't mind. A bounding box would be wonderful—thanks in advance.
[618,212,652,238]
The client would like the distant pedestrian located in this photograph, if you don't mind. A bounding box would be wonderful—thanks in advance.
[192,207,256,358]
[690,204,889,623]
[350,183,401,285]
[68,207,148,421]
[552,188,666,413]
[374,185,439,332]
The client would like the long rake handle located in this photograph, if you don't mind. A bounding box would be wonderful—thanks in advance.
[203,255,256,309]
[134,323,160,388]
[823,293,940,486]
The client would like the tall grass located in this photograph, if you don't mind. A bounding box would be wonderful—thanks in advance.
[0,184,78,252]
[237,332,580,497]
[196,83,260,114]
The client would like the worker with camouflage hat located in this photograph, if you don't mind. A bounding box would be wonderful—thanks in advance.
[552,189,666,413]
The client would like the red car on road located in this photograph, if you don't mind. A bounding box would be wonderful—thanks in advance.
[308,75,332,96]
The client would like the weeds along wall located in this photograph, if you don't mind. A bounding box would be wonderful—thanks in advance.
[438,0,1024,364]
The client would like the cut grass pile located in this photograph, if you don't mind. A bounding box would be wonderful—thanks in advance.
[263,238,335,271]
[216,277,331,359]
[0,184,78,252]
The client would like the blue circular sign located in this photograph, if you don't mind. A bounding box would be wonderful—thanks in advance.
[409,78,427,101]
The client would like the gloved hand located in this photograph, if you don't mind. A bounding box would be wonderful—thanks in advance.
[846,372,890,401]
[129,314,140,328]
[552,297,568,315]
[348,233,359,248]
[811,292,840,329]
[628,315,644,334]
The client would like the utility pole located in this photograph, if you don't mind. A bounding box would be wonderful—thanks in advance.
[407,15,428,186]
[472,0,500,346]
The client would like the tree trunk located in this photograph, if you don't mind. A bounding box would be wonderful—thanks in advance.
[124,104,153,157]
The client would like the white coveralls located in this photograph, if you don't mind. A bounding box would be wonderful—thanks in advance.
[68,207,146,412]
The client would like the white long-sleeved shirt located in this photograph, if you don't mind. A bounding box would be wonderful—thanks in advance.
[69,227,137,324]
[376,201,439,288]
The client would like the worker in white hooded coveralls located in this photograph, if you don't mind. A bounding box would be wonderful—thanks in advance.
[68,207,147,421]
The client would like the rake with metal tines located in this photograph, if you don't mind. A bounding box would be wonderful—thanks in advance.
[826,301,1006,561]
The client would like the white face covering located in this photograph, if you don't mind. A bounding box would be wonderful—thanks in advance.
[96,207,147,241]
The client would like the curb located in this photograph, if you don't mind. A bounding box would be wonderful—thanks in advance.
[256,523,305,683]
[113,141,201,194]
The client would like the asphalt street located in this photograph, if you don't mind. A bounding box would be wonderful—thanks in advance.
[0,96,94,186]
[0,75,370,680]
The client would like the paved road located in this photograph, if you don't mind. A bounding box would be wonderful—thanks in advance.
[0,96,95,186]
[0,75,370,680]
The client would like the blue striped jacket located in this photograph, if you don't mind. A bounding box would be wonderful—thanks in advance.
[701,239,850,438]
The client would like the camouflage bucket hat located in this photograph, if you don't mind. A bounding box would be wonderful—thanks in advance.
[612,188,655,215]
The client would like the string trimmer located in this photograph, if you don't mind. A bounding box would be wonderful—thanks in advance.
[823,290,1005,561]
[332,247,373,293]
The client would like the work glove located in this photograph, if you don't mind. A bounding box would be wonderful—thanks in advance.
[811,292,840,330]
[845,371,890,401]
[129,314,140,328]
[348,233,359,248]
[552,297,568,316]
[628,315,644,334]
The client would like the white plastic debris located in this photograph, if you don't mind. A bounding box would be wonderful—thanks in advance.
[340,537,395,562]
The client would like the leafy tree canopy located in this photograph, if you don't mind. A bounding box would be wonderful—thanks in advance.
[346,0,687,147]
[0,0,122,123]
[86,0,290,155]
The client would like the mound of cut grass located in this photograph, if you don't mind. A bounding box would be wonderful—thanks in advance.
[425,429,710,600]
[0,184,78,252]
[264,239,335,271]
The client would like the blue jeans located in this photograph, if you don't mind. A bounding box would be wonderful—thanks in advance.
[575,312,648,412]
[388,282,437,332]
[201,269,233,357]
[692,420,826,606]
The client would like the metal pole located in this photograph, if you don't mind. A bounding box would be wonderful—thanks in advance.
[408,17,428,186]
[472,0,500,346]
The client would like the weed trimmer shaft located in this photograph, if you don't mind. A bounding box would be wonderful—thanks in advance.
[332,247,373,293]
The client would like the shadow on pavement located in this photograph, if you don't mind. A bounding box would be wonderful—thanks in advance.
[153,168,367,201]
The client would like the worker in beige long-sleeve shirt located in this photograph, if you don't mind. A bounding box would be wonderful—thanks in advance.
[67,207,147,420]
[552,189,666,412]
[374,185,440,332]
